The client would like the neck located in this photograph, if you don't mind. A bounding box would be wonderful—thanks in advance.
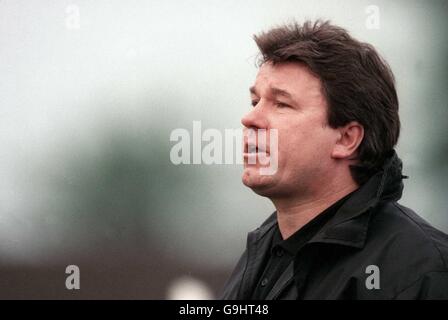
[271,179,359,240]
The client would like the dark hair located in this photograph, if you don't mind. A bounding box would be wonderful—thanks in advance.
[254,20,400,185]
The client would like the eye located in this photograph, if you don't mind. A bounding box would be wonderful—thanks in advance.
[276,102,291,108]
[251,100,259,107]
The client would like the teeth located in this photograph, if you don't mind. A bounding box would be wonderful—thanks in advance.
[248,145,257,153]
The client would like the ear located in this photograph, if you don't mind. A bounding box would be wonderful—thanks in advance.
[331,121,364,160]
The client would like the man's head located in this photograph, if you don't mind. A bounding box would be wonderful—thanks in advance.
[242,20,400,198]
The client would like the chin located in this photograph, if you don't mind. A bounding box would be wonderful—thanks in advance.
[242,167,277,196]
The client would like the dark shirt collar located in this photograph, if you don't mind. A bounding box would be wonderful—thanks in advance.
[271,190,355,255]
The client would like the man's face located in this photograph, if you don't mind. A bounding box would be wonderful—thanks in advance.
[242,61,340,198]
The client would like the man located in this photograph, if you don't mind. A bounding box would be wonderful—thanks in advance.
[221,20,448,299]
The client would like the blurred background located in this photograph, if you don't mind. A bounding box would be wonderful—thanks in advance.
[0,0,447,299]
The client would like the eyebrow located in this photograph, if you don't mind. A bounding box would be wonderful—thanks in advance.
[250,86,294,100]
[270,87,293,99]
[249,86,258,96]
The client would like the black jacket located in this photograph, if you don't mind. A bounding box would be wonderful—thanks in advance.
[221,151,448,299]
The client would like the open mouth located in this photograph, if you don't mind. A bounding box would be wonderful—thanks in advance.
[248,145,258,154]
[241,129,277,172]
[242,129,272,163]
[245,143,268,154]
[243,142,270,165]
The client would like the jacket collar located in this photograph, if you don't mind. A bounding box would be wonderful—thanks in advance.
[310,150,405,248]
[251,150,406,249]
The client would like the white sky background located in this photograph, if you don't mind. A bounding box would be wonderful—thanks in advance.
[0,0,447,267]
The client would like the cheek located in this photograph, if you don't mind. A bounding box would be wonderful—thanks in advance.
[277,121,334,162]
[278,118,315,151]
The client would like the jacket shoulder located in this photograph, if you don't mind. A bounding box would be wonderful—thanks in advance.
[370,201,448,271]
[347,201,448,298]
[394,202,448,268]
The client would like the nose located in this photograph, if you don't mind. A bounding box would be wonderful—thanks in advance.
[241,103,268,129]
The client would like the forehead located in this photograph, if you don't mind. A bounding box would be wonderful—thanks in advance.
[253,62,324,101]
